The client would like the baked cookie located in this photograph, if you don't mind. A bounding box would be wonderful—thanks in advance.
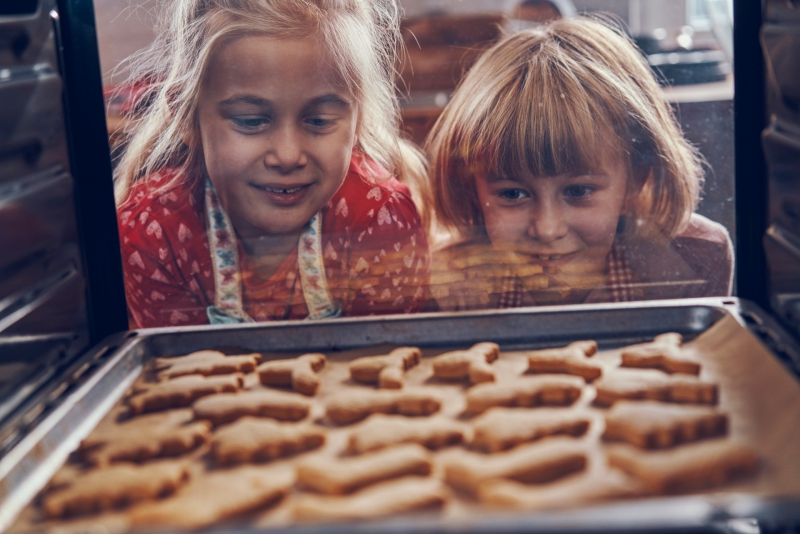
[465,375,585,414]
[292,476,448,522]
[347,414,467,453]
[153,350,260,379]
[326,389,442,425]
[348,347,422,389]
[620,333,701,375]
[593,372,718,407]
[43,461,189,518]
[527,340,602,382]
[258,353,326,396]
[128,374,243,414]
[603,401,728,448]
[431,342,500,384]
[471,408,591,453]
[211,417,326,465]
[296,443,432,495]
[606,439,758,494]
[81,409,211,465]
[129,465,294,529]
[193,389,311,426]
[443,437,588,495]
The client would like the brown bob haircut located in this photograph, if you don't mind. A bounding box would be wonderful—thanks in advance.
[426,16,704,240]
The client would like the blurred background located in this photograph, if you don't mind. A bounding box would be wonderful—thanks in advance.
[94,0,736,240]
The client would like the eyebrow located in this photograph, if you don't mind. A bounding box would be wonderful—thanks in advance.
[217,93,351,111]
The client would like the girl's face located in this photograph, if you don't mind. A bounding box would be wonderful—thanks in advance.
[197,36,358,239]
[475,155,630,282]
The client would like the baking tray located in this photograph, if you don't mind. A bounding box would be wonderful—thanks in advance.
[3,297,800,533]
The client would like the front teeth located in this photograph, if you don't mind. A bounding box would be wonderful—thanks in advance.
[260,185,303,194]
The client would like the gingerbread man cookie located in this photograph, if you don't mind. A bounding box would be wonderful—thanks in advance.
[602,401,728,448]
[212,417,326,465]
[465,375,585,414]
[326,389,442,425]
[153,350,260,379]
[258,353,326,396]
[443,438,588,495]
[347,414,467,453]
[193,389,311,426]
[593,371,718,407]
[431,342,500,384]
[43,460,189,518]
[128,374,243,414]
[348,347,421,389]
[620,333,701,375]
[606,439,758,494]
[296,443,432,495]
[292,476,448,522]
[471,408,591,453]
[527,340,602,382]
[81,409,210,465]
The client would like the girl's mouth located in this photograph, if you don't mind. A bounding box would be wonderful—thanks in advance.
[250,183,311,206]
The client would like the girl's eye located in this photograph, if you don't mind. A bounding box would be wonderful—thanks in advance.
[564,185,594,199]
[498,188,530,201]
[231,116,268,131]
[305,117,334,129]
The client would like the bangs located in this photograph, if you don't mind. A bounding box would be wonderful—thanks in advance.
[459,38,630,180]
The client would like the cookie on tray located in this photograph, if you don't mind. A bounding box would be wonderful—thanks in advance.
[603,401,728,448]
[193,389,311,426]
[258,353,326,396]
[471,408,591,453]
[326,389,442,425]
[292,476,448,522]
[527,340,602,382]
[43,460,189,518]
[431,342,500,384]
[593,371,718,407]
[347,414,467,453]
[620,333,701,375]
[153,350,260,379]
[211,417,326,465]
[465,375,585,414]
[128,374,244,414]
[349,347,421,389]
[81,409,211,465]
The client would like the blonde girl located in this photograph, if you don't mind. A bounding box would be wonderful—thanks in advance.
[116,0,430,327]
[426,16,733,309]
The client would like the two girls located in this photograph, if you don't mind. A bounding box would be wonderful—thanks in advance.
[115,0,430,327]
[426,17,733,309]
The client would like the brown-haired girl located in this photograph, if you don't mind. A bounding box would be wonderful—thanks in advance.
[115,0,430,327]
[426,16,733,310]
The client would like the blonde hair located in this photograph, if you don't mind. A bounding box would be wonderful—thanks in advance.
[426,16,704,240]
[114,0,428,225]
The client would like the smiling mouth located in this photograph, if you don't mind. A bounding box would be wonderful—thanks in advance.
[251,184,308,194]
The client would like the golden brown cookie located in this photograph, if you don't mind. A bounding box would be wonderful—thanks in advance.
[211,417,326,466]
[471,408,591,453]
[128,374,243,414]
[258,353,326,396]
[620,333,701,375]
[296,444,432,495]
[465,375,585,414]
[479,469,639,509]
[43,461,189,518]
[80,409,211,465]
[603,401,728,448]
[442,438,588,495]
[593,372,718,407]
[129,465,294,529]
[606,439,758,494]
[347,414,467,453]
[153,350,260,379]
[431,342,500,384]
[527,340,602,382]
[292,476,448,522]
[326,389,442,425]
[193,389,311,426]
[348,347,422,389]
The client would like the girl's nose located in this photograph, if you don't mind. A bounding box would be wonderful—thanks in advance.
[264,126,307,172]
[527,202,569,244]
